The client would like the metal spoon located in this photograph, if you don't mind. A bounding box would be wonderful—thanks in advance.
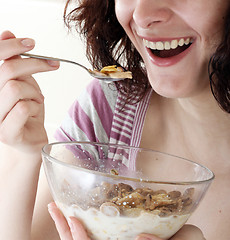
[20,53,131,82]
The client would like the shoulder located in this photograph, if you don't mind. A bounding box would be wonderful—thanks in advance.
[55,79,118,143]
[74,79,118,117]
[84,79,118,109]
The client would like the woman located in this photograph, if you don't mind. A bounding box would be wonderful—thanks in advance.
[0,0,229,239]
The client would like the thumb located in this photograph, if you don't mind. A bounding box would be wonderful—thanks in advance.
[135,224,205,240]
[170,224,206,240]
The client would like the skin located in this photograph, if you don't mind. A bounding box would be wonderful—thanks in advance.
[115,0,229,98]
[115,0,230,239]
[0,31,59,239]
[0,0,230,239]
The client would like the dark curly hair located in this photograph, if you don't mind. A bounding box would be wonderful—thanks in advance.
[209,6,230,113]
[64,0,230,113]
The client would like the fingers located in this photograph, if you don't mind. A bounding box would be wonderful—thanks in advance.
[0,31,60,92]
[68,217,91,240]
[0,31,60,81]
[0,79,44,120]
[0,99,43,145]
[0,30,16,40]
[0,31,60,152]
[48,202,91,240]
[0,34,35,60]
[135,225,205,240]
[0,80,44,124]
[170,224,206,240]
[0,57,59,89]
[48,202,74,240]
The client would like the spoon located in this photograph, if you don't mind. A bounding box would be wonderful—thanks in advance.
[20,53,132,82]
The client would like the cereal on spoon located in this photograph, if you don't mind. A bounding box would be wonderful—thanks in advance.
[90,65,133,79]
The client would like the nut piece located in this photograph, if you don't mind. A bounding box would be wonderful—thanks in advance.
[100,202,120,217]
[110,169,119,175]
[168,191,182,199]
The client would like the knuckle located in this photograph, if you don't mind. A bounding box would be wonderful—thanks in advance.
[0,130,7,143]
[0,125,12,144]
[5,80,22,98]
[1,60,16,77]
[15,101,30,116]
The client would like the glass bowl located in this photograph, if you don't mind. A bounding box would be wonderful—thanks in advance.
[42,141,214,240]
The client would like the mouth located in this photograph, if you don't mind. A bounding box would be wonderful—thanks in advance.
[143,37,193,58]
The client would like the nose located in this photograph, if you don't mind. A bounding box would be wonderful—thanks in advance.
[133,0,173,28]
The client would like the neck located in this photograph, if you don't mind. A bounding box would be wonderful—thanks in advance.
[167,90,230,169]
[172,90,230,137]
[142,91,230,169]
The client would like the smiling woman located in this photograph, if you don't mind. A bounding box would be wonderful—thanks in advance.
[64,0,230,111]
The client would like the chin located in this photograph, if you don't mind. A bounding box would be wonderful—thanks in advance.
[150,81,195,99]
[154,90,186,99]
[146,64,209,99]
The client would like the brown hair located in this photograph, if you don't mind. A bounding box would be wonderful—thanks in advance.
[209,6,230,113]
[64,0,230,112]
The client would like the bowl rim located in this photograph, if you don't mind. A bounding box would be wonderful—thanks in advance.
[41,141,215,185]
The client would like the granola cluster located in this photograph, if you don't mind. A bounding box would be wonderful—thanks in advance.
[87,182,194,217]
[90,65,132,79]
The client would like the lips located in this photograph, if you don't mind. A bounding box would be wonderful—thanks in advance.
[143,37,194,67]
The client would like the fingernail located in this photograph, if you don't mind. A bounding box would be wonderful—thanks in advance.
[47,204,55,219]
[67,217,75,232]
[136,236,152,240]
[47,60,60,67]
[21,38,35,47]
[137,238,151,240]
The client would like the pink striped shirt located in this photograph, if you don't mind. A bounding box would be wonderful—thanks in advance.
[55,79,152,169]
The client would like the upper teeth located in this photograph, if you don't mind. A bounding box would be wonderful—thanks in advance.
[143,38,192,50]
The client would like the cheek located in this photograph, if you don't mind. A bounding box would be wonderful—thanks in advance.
[115,0,134,29]
[182,5,226,48]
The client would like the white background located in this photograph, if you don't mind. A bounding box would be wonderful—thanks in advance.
[0,0,91,140]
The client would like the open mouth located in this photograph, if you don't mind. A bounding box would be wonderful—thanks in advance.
[143,38,193,58]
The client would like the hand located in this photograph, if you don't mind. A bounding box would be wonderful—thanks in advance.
[135,225,206,240]
[48,202,91,240]
[0,31,60,155]
[48,202,205,240]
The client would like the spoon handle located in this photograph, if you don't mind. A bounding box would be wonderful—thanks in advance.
[20,53,89,71]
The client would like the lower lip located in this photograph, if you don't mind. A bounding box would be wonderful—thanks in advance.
[146,43,194,67]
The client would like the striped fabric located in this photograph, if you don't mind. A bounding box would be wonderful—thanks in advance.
[54,79,152,169]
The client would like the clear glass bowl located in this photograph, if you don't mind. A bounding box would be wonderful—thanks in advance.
[42,141,214,240]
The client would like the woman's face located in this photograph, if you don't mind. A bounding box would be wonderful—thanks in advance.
[115,0,229,98]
